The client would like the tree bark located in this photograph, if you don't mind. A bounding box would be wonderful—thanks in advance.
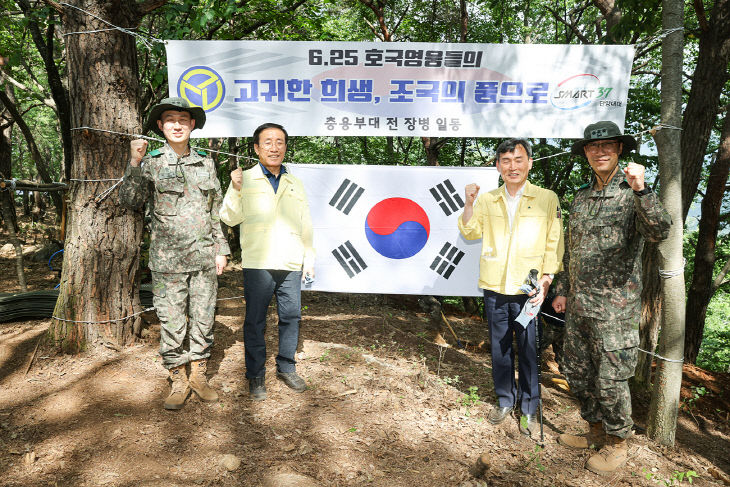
[0,189,26,292]
[647,0,685,446]
[684,111,730,363]
[633,242,662,389]
[51,1,147,353]
[680,0,730,221]
[0,76,17,233]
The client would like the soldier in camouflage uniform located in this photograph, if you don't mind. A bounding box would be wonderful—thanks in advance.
[552,121,671,475]
[120,97,230,410]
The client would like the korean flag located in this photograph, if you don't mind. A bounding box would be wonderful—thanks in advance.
[289,164,499,296]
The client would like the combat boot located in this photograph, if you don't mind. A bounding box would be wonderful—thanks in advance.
[558,421,605,449]
[586,434,628,475]
[164,365,190,410]
[189,359,218,402]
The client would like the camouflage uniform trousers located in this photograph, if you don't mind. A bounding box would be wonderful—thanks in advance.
[562,313,638,439]
[539,317,565,372]
[151,267,218,369]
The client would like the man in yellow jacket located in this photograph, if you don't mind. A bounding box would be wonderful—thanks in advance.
[458,138,564,436]
[219,123,315,401]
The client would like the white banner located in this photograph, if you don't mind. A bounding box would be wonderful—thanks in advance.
[166,40,634,139]
[290,164,499,296]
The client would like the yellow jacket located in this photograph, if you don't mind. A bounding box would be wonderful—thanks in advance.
[219,164,315,271]
[458,181,564,295]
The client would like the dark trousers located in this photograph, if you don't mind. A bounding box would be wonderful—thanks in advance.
[242,269,302,379]
[483,290,539,415]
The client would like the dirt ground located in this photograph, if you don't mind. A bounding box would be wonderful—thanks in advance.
[1,217,729,487]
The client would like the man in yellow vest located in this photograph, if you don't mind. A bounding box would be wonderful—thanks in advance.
[220,123,314,401]
[459,138,564,436]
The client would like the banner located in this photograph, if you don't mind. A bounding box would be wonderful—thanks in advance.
[166,40,634,139]
[290,164,499,296]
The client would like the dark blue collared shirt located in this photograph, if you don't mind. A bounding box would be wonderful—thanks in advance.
[260,163,287,193]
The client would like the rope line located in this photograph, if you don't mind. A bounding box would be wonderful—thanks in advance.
[50,294,246,325]
[637,347,684,364]
[58,2,163,50]
[71,126,260,164]
[658,258,686,279]
[539,312,684,363]
[51,307,154,324]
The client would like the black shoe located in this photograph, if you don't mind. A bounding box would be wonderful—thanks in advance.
[249,377,266,401]
[519,414,538,437]
[276,371,307,392]
[488,405,513,425]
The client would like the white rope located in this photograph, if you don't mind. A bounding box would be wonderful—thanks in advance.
[540,311,685,363]
[59,2,163,50]
[50,294,246,325]
[70,126,259,163]
[658,258,686,279]
[216,295,246,301]
[52,306,154,324]
[69,178,123,182]
[636,27,685,48]
[637,348,684,364]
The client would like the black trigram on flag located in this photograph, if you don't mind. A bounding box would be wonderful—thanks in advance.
[332,241,368,278]
[430,242,465,279]
[329,179,365,215]
[430,179,464,216]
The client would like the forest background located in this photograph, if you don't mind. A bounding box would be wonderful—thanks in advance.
[0,0,728,395]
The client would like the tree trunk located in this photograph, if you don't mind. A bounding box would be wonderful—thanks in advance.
[685,111,730,363]
[0,191,26,292]
[17,0,75,183]
[51,1,145,353]
[0,80,17,233]
[680,0,730,221]
[633,242,662,389]
[647,0,685,446]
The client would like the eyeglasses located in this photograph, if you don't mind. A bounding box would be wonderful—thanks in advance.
[260,140,286,149]
[585,141,619,153]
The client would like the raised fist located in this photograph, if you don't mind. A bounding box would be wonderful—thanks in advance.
[465,183,480,206]
[130,139,148,167]
[623,162,645,192]
[230,167,243,191]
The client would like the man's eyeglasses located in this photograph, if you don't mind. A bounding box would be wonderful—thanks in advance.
[585,140,620,153]
[260,140,286,149]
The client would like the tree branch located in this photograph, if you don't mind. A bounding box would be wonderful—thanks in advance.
[41,0,64,16]
[136,0,168,15]
[712,257,730,292]
[693,0,710,32]
[545,5,591,44]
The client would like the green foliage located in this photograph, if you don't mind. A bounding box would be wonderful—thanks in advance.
[696,294,730,372]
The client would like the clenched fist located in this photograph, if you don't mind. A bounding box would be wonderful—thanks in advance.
[230,167,243,191]
[623,162,645,192]
[464,183,480,206]
[130,139,148,167]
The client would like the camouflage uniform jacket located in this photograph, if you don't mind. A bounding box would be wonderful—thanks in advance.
[553,174,671,322]
[120,145,230,273]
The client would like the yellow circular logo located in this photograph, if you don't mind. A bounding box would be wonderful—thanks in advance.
[177,66,225,112]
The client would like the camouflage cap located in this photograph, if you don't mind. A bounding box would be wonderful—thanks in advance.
[571,121,637,157]
[144,97,206,137]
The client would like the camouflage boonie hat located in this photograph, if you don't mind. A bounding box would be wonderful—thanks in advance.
[571,120,637,157]
[144,97,206,137]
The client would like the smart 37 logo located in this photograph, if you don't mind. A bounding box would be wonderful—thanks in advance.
[177,66,225,112]
[550,74,620,111]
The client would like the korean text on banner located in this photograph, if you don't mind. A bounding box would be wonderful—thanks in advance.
[166,40,634,138]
